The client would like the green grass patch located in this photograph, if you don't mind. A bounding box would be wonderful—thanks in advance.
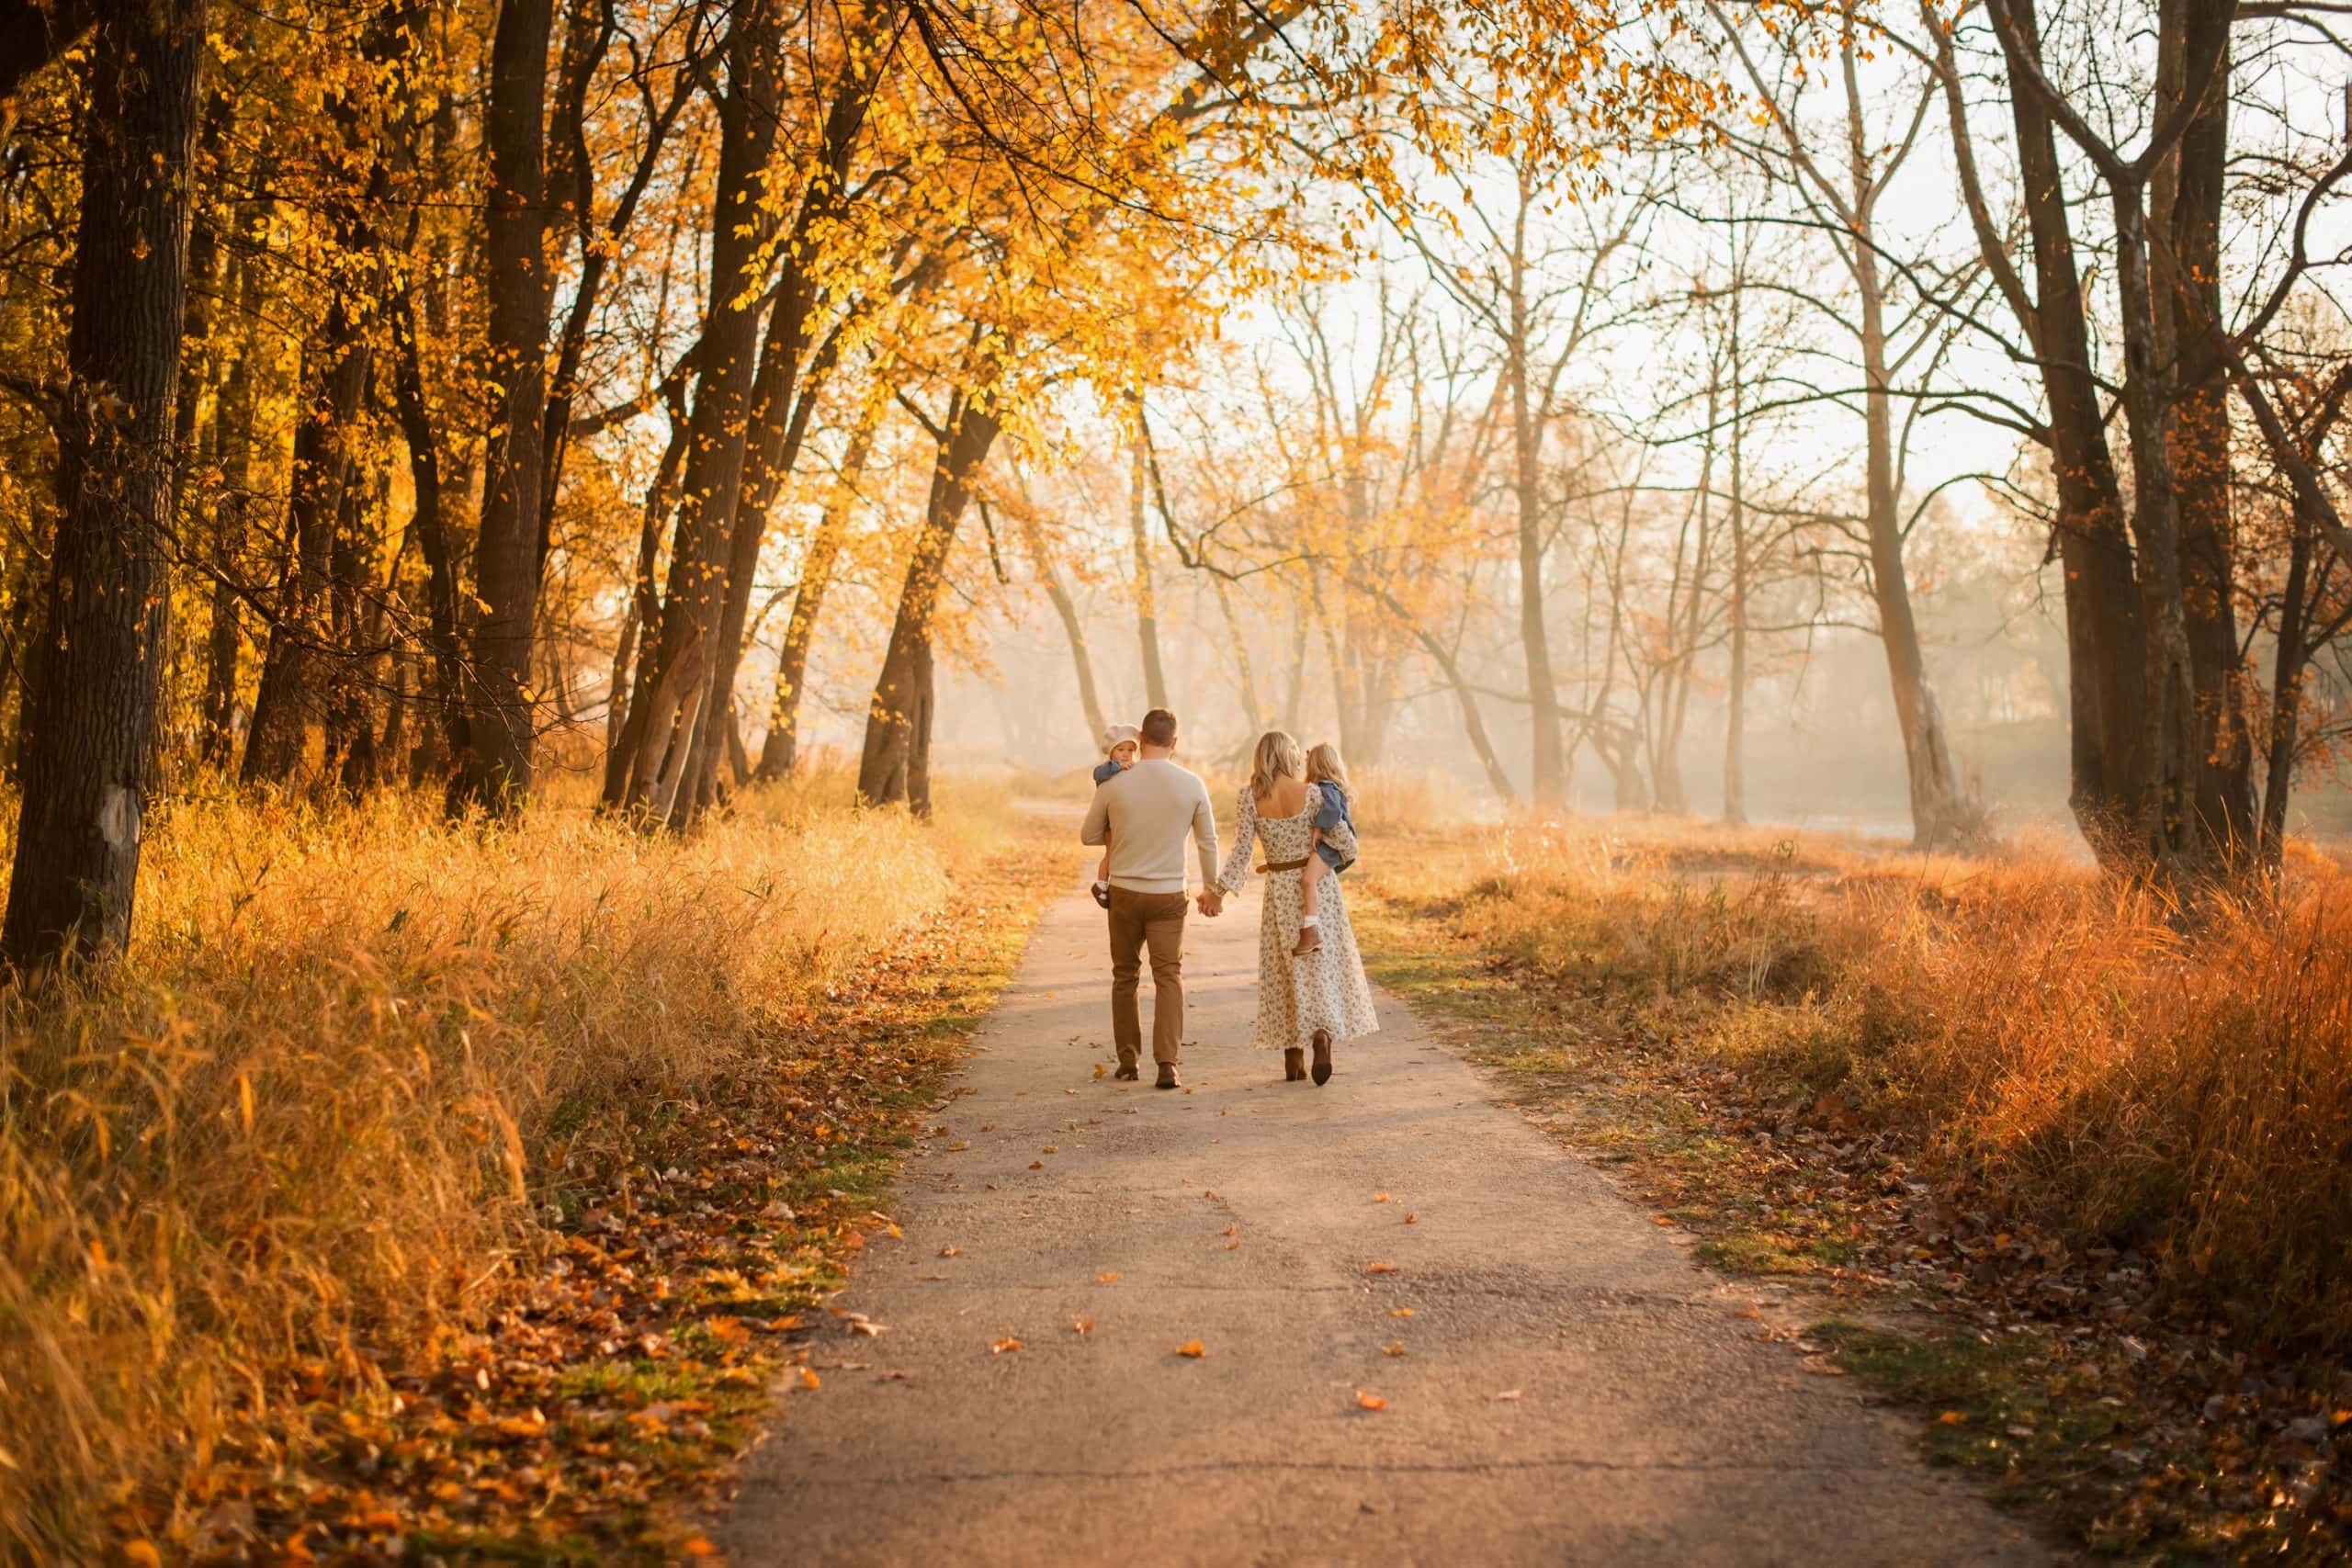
[1809,1320,2132,1509]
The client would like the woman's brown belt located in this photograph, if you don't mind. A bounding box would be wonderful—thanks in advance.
[1257,856,1311,874]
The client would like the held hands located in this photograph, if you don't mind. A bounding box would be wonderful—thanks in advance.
[1196,887,1224,918]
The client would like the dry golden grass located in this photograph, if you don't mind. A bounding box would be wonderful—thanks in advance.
[0,770,1013,1554]
[1340,764,1493,838]
[1368,813,2352,1350]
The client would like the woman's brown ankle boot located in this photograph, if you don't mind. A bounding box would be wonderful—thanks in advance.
[1311,1030,1333,1085]
[1283,1047,1306,1081]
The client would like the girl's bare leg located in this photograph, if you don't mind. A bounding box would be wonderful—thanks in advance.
[1294,834,1325,955]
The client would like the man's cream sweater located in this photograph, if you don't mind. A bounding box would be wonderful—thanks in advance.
[1080,757,1220,895]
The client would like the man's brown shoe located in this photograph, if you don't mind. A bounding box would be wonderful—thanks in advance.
[1155,1064,1180,1089]
[1311,1029,1333,1086]
[1114,1061,1139,1081]
[1283,1047,1306,1081]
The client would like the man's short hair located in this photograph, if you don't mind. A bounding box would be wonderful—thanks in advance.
[1139,708,1178,748]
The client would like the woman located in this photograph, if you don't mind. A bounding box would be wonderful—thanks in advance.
[1212,731,1379,1084]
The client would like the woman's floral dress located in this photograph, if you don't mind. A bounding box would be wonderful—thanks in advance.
[1216,783,1380,1051]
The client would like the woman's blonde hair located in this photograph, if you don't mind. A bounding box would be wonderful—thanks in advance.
[1248,730,1304,802]
[1304,741,1350,792]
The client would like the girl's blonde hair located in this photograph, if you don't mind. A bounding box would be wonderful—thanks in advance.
[1304,741,1349,792]
[1248,730,1304,802]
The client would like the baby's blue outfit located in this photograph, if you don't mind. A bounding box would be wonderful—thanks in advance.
[1092,759,1123,786]
[1312,782,1355,874]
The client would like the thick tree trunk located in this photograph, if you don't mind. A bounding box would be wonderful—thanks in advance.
[1989,0,2150,865]
[243,310,371,785]
[448,0,556,814]
[603,2,783,818]
[3,0,207,969]
[2161,0,2253,859]
[2109,174,2206,874]
[856,394,1001,813]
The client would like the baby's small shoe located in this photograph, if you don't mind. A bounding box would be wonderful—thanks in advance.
[1091,881,1113,910]
[1291,923,1323,956]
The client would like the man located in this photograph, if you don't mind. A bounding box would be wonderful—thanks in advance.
[1080,707,1221,1089]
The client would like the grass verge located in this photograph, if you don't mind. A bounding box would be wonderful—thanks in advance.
[1354,817,2352,1562]
[1,773,1064,1562]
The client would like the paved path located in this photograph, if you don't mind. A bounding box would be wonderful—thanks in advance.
[720,865,2049,1566]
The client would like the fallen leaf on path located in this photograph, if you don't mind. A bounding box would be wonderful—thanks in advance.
[797,1367,821,1391]
[1097,1271,1121,1282]
[1029,1161,1044,1170]
[1071,1317,1093,1335]
[1043,1145,1057,1154]
[1404,1213,1418,1224]
[1220,1224,1237,1236]
[991,1337,1023,1354]
[1356,1392,1386,1411]
[1364,1261,1397,1274]
[1939,1410,1969,1426]
[1382,1341,1407,1357]
[939,1245,963,1258]
[1092,1063,1106,1079]
[1175,1339,1205,1358]
[846,1315,887,1337]
[1373,1193,1390,1202]
[1494,1390,1522,1402]
[1652,1215,1675,1227]
[682,1537,718,1557]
